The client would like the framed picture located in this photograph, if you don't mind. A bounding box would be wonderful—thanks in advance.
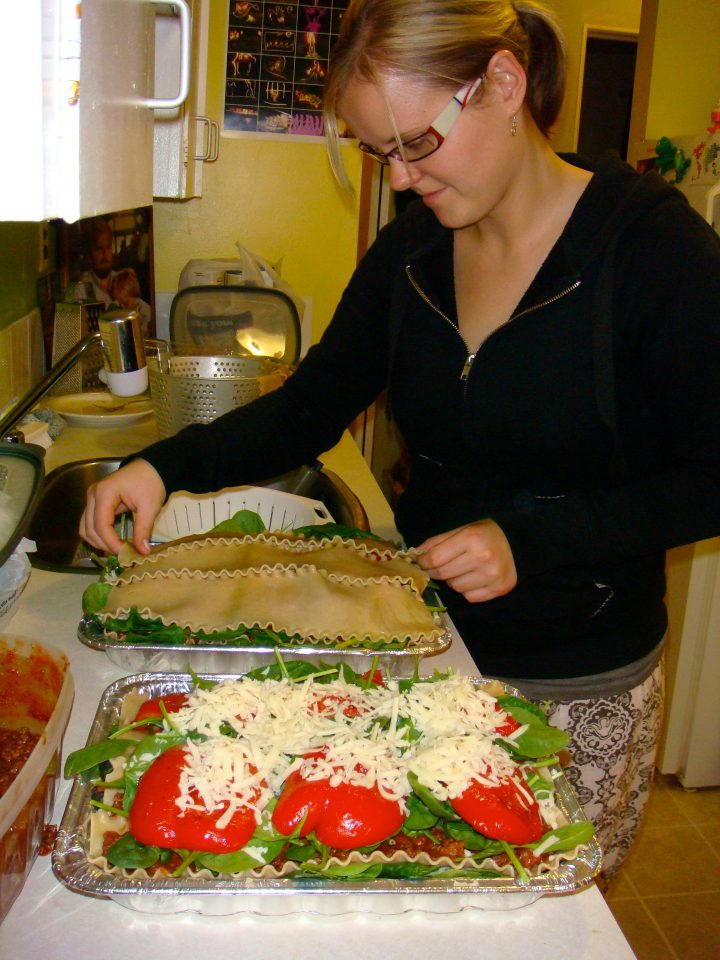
[57,206,156,339]
[223,1,352,140]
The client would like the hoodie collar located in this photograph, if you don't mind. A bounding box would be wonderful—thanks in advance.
[402,151,681,276]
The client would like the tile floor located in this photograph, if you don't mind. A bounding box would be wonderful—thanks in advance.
[602,772,720,959]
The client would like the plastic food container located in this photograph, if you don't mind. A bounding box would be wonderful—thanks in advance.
[0,441,44,625]
[0,635,74,923]
[0,551,32,628]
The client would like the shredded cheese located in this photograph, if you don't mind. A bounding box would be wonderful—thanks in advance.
[142,674,552,833]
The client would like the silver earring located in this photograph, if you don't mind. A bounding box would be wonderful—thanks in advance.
[511,114,518,136]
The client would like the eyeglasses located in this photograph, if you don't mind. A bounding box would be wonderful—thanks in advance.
[357,76,484,165]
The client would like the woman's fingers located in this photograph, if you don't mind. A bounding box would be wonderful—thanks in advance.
[416,520,517,601]
[79,459,166,555]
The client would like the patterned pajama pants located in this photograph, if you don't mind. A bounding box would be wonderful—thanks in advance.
[530,660,665,879]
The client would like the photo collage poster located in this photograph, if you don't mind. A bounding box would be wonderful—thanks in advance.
[224,1,351,139]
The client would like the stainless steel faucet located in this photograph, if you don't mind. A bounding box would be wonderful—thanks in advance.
[0,332,103,443]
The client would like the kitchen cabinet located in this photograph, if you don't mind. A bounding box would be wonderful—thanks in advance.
[0,0,191,223]
[154,0,216,199]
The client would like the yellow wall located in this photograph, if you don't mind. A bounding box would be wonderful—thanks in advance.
[152,3,363,343]
[546,0,642,151]
[645,0,720,138]
[153,1,644,344]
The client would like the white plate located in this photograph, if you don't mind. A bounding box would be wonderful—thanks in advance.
[46,392,153,428]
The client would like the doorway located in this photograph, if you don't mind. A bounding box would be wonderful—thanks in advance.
[576,30,638,161]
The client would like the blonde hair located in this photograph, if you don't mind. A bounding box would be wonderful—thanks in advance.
[323,0,566,188]
[111,267,141,306]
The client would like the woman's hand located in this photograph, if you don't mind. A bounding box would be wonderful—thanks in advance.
[416,520,517,603]
[79,458,166,556]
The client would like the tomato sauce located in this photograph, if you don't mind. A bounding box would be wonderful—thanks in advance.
[0,726,41,798]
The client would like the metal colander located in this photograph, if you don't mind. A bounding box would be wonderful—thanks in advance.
[148,351,290,439]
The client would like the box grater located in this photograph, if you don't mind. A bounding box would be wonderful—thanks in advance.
[51,302,106,395]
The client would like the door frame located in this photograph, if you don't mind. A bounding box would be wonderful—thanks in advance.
[572,25,639,152]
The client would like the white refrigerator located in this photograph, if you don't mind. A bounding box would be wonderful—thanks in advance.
[635,130,720,787]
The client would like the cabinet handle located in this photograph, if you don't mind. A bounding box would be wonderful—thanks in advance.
[193,117,219,161]
[146,0,191,110]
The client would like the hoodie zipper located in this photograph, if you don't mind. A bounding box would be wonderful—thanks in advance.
[405,264,582,383]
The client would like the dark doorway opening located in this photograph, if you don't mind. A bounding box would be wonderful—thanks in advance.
[577,34,638,162]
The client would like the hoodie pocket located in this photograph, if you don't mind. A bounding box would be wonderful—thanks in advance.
[491,568,618,635]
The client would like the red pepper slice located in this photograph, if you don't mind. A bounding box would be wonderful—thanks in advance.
[309,671,384,719]
[450,772,543,845]
[360,669,385,687]
[129,745,259,853]
[270,766,331,837]
[310,694,367,719]
[272,751,403,849]
[493,703,521,738]
[134,693,188,727]
[314,781,405,849]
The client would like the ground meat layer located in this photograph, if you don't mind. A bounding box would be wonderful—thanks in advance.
[0,726,40,798]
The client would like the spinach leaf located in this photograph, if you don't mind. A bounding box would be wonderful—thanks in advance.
[495,696,569,759]
[398,667,451,693]
[125,626,187,645]
[284,842,317,863]
[503,723,569,760]
[247,660,320,682]
[443,819,505,855]
[432,866,507,879]
[524,770,555,800]
[197,840,286,874]
[188,665,215,691]
[300,860,384,880]
[496,695,549,725]
[64,739,137,779]
[102,608,187,645]
[403,791,438,831]
[209,510,265,535]
[106,833,160,870]
[376,862,506,880]
[526,821,595,853]
[407,771,460,821]
[377,863,442,879]
[82,581,113,617]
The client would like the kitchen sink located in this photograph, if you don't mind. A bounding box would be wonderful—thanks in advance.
[28,458,369,573]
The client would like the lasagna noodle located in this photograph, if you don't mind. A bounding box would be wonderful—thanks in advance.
[116,534,428,594]
[99,566,442,642]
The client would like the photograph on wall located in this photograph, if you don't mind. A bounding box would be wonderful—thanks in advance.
[57,207,155,338]
[223,1,351,139]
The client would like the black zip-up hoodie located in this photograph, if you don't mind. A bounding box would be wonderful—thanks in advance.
[141,153,720,679]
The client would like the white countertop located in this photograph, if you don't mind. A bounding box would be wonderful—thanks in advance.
[0,417,635,958]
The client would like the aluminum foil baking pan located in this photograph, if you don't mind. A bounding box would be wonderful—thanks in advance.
[77,615,453,676]
[52,672,602,916]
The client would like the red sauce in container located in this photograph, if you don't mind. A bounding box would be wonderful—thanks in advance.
[0,638,72,921]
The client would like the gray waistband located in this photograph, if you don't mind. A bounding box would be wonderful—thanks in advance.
[495,638,665,701]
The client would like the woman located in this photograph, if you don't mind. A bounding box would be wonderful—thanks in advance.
[80,0,720,877]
